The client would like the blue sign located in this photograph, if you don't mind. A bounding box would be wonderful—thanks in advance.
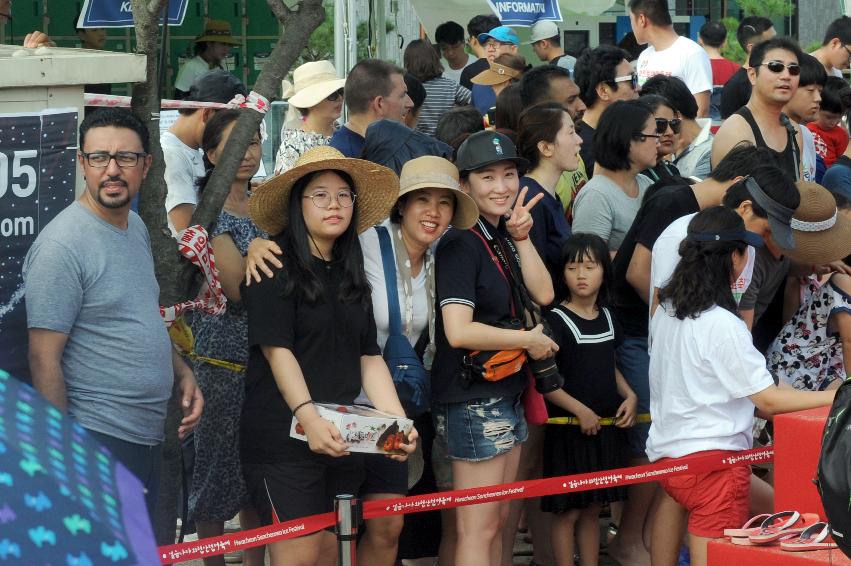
[487,0,562,26]
[77,0,189,29]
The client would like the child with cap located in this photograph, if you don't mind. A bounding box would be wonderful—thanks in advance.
[431,130,555,565]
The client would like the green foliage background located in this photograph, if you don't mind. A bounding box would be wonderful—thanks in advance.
[721,0,795,63]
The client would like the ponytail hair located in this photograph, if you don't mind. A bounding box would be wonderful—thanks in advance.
[658,206,748,319]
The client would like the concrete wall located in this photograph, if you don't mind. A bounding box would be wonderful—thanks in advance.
[798,0,843,47]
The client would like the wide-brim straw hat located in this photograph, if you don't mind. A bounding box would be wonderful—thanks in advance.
[195,20,240,45]
[398,156,479,229]
[250,146,399,236]
[285,60,347,110]
[780,181,851,264]
[471,62,522,86]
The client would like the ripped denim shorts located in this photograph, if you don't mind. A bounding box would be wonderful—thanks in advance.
[432,395,528,462]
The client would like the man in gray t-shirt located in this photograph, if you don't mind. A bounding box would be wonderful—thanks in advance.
[24,108,203,515]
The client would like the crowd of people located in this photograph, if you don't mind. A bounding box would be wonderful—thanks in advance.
[17,1,851,566]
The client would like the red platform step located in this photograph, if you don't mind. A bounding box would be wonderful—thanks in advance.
[708,539,851,565]
[773,407,830,517]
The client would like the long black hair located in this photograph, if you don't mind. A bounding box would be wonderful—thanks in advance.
[658,206,748,320]
[276,169,372,308]
[555,233,612,306]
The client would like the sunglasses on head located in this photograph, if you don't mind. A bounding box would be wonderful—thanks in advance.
[655,117,682,135]
[760,61,801,75]
[327,88,345,102]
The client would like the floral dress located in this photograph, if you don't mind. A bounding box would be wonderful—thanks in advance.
[766,276,851,391]
[273,128,330,174]
[188,210,266,522]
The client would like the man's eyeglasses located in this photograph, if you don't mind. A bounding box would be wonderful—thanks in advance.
[303,190,357,209]
[484,40,510,50]
[81,151,146,168]
[612,73,638,90]
[327,88,345,102]
[843,44,851,60]
[655,117,682,135]
[759,61,801,76]
[633,132,662,143]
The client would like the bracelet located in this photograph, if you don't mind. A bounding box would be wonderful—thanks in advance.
[513,235,529,242]
[292,400,314,416]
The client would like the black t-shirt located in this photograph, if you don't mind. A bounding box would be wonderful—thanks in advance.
[578,122,596,177]
[544,305,623,416]
[432,219,529,404]
[460,58,490,90]
[610,185,700,338]
[522,176,571,289]
[720,67,752,120]
[240,252,381,463]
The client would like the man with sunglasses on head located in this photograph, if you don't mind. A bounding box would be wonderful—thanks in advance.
[810,16,851,78]
[24,108,204,522]
[574,45,638,177]
[712,37,805,183]
[629,0,713,118]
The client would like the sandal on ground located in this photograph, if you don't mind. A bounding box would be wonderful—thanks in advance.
[748,512,821,544]
[780,522,837,551]
[724,513,772,537]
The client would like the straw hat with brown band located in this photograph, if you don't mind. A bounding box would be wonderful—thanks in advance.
[779,181,851,264]
[397,156,479,229]
[195,20,240,45]
[250,146,399,236]
[471,61,523,86]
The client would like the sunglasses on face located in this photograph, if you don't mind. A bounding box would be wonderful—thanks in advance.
[327,88,345,102]
[612,73,638,90]
[655,117,682,135]
[759,61,801,75]
[633,132,662,143]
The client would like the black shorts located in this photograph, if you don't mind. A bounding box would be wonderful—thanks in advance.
[360,454,408,496]
[243,450,366,524]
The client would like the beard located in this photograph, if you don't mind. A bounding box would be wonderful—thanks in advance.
[96,180,131,209]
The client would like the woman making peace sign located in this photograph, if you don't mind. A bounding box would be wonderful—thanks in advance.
[432,130,556,566]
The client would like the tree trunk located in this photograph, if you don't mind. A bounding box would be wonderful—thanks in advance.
[131,0,327,547]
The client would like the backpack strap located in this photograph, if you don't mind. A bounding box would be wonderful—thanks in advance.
[374,225,404,337]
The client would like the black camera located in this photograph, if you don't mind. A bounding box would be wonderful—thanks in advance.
[528,321,564,394]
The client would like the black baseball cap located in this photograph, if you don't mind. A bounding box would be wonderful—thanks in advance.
[188,70,248,103]
[455,130,529,174]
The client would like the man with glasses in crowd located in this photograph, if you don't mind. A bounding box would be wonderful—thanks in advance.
[712,37,805,183]
[810,16,851,78]
[24,108,204,520]
[459,14,501,89]
[435,21,477,84]
[470,25,521,114]
[573,45,638,176]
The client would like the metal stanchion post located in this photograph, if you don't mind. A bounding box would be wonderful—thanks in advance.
[335,494,360,566]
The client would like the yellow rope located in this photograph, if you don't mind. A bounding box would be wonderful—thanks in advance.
[168,317,246,373]
[546,413,652,426]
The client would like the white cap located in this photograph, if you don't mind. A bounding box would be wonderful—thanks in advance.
[524,20,560,44]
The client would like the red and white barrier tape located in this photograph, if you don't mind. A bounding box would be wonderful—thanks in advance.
[157,446,773,563]
[84,92,270,113]
[159,225,226,327]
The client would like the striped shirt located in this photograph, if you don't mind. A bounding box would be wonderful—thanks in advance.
[416,77,471,137]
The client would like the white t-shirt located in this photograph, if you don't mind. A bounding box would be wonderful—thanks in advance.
[800,125,817,183]
[441,54,477,84]
[360,220,429,351]
[174,55,225,93]
[646,304,774,461]
[637,36,712,95]
[650,212,755,306]
[161,130,205,235]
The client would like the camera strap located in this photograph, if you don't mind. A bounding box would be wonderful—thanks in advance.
[469,220,539,328]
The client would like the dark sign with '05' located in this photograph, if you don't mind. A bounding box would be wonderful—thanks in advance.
[0,110,77,380]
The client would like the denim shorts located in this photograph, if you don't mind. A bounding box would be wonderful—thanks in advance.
[432,395,528,462]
